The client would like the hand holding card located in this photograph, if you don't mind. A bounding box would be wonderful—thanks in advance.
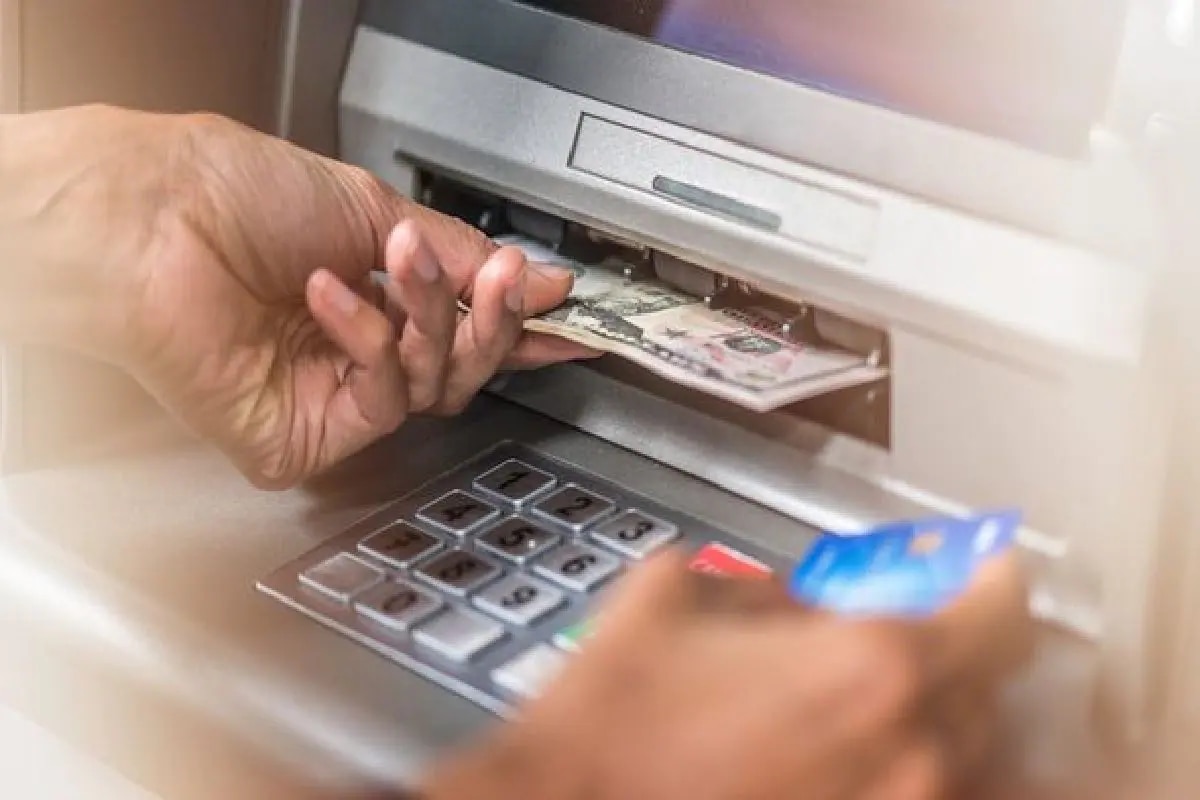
[790,511,1022,617]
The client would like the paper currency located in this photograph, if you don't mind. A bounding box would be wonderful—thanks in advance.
[498,234,887,413]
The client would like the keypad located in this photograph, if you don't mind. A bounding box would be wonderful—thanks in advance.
[592,510,679,559]
[476,518,560,564]
[300,553,384,604]
[417,550,502,597]
[473,460,556,505]
[355,580,442,632]
[474,574,565,627]
[532,485,616,532]
[414,608,506,663]
[492,645,569,701]
[417,490,500,536]
[259,442,787,718]
[359,523,442,568]
[535,542,622,592]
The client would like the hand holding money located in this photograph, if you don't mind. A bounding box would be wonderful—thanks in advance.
[499,234,886,412]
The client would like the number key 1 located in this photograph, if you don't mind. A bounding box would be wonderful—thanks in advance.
[474,460,557,505]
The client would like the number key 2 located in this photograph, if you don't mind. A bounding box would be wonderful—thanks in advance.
[532,486,615,532]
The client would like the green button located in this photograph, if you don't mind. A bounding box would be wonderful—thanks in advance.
[553,619,595,653]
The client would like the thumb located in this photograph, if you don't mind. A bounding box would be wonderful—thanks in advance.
[523,263,575,316]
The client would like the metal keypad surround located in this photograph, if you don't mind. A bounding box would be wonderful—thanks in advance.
[258,442,790,717]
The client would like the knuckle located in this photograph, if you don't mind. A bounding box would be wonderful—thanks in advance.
[245,460,298,492]
[364,317,397,364]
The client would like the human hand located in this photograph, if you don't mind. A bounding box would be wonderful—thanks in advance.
[423,551,1033,800]
[11,106,595,487]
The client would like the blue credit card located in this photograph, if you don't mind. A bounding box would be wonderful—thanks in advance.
[789,510,1020,617]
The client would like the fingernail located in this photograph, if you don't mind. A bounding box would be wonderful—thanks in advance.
[415,248,441,284]
[505,269,526,313]
[531,262,575,281]
[318,271,360,317]
[389,221,441,284]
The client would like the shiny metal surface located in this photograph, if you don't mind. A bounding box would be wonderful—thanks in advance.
[0,396,1106,793]
[357,0,1125,241]
[0,397,833,796]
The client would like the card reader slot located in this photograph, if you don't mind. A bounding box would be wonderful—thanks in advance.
[651,176,783,232]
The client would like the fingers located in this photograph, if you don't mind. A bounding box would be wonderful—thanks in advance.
[431,246,527,415]
[402,202,500,291]
[305,268,407,437]
[382,221,457,413]
[523,263,576,315]
[858,739,947,800]
[920,554,1034,690]
[504,332,604,370]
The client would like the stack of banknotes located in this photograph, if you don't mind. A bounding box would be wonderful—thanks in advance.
[498,234,887,413]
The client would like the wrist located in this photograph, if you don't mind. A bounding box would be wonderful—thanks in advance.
[0,106,165,365]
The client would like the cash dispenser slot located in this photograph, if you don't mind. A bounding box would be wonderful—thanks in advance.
[417,171,892,449]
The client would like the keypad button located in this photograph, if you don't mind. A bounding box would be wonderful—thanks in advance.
[592,510,680,559]
[355,580,442,632]
[299,553,384,604]
[689,542,773,579]
[532,485,616,532]
[553,618,596,653]
[359,523,442,568]
[476,518,561,564]
[416,549,502,597]
[473,574,565,626]
[416,490,500,536]
[414,608,506,663]
[534,543,621,592]
[473,460,557,506]
[492,645,569,700]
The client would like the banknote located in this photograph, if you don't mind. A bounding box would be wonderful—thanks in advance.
[498,234,887,412]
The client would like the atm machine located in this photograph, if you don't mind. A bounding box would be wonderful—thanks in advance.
[1,0,1198,797]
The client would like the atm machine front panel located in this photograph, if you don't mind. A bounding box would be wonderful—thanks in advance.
[296,0,1175,731]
